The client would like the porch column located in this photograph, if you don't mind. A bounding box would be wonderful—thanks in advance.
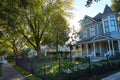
[93,42,96,56]
[86,44,88,57]
[80,44,83,56]
[111,40,115,55]
[108,40,111,55]
[99,42,102,56]
[118,40,120,53]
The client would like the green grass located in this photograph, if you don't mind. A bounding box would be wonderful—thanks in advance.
[13,64,41,80]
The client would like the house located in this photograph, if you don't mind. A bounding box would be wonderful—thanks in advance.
[77,5,120,57]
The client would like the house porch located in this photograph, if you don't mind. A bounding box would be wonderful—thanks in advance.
[78,36,120,57]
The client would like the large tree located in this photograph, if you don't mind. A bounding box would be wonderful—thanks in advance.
[42,14,69,53]
[0,19,27,58]
[0,0,73,58]
[111,0,120,13]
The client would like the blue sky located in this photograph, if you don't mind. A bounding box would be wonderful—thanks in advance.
[70,0,112,30]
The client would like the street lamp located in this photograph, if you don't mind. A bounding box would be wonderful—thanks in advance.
[69,42,73,62]
[66,37,76,62]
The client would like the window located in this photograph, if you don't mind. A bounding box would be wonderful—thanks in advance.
[104,20,109,32]
[110,15,114,18]
[83,29,87,38]
[110,20,116,31]
[90,26,95,36]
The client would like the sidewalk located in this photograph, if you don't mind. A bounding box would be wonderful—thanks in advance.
[1,60,26,80]
[101,72,120,80]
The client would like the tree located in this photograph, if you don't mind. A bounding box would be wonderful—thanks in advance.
[42,14,69,53]
[85,0,101,7]
[0,0,73,58]
[0,20,27,58]
[111,0,120,13]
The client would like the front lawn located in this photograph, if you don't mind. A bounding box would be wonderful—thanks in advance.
[15,56,120,80]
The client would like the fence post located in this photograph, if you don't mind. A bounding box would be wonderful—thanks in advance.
[58,55,61,80]
[88,57,91,77]
[30,58,34,74]
[44,58,46,80]
[106,55,110,72]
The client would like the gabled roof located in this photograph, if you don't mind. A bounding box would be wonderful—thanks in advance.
[81,15,97,26]
[92,5,114,22]
[103,5,114,14]
[80,5,115,24]
[85,15,97,22]
[93,13,103,21]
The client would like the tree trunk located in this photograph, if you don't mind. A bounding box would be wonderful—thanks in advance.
[56,43,59,57]
[36,45,42,59]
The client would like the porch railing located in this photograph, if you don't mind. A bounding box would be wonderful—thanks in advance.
[104,50,111,57]
[88,51,95,57]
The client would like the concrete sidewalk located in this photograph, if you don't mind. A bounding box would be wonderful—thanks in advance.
[102,72,120,80]
[1,61,26,80]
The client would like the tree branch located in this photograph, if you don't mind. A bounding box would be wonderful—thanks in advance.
[22,33,36,48]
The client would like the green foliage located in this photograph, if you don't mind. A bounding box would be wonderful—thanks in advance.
[6,55,15,63]
[57,59,120,80]
[75,57,88,63]
[20,48,31,58]
[15,57,120,79]
[86,0,101,7]
[111,0,120,13]
[0,0,73,57]
[42,14,69,46]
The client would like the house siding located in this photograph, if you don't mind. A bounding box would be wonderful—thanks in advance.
[95,25,97,36]
[87,28,90,38]
[98,22,104,35]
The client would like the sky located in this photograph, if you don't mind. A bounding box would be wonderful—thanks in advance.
[69,0,112,31]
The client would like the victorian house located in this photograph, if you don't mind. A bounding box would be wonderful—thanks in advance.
[77,5,120,58]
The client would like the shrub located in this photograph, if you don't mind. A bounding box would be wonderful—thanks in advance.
[75,57,88,63]
[6,55,15,63]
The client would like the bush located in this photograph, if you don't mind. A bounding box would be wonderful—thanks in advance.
[75,57,88,63]
[6,55,15,63]
[53,59,120,80]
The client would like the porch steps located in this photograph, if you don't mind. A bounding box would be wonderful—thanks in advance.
[90,57,106,62]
